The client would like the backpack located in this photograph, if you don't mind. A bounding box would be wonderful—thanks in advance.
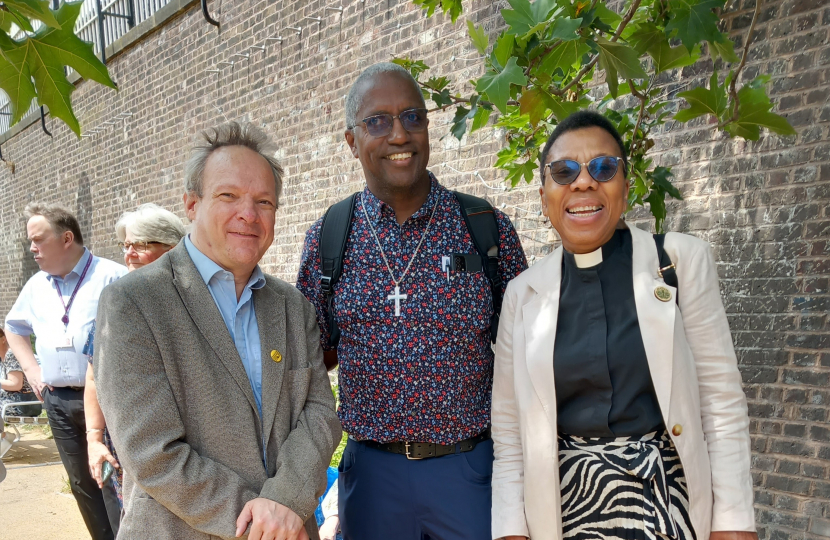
[318,191,503,349]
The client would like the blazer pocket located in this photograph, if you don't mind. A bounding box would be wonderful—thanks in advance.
[124,497,212,540]
[288,367,312,427]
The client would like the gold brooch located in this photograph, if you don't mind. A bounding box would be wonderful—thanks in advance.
[654,286,672,302]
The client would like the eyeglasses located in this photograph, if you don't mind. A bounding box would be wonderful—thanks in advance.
[353,108,429,138]
[118,241,164,254]
[544,156,625,185]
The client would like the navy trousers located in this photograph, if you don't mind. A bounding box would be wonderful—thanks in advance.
[338,437,493,540]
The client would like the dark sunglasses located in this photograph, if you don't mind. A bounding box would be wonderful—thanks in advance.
[544,156,625,185]
[355,108,429,138]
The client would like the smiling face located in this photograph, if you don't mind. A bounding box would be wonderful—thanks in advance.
[27,215,75,275]
[122,230,174,272]
[344,72,431,197]
[184,145,277,279]
[540,126,629,254]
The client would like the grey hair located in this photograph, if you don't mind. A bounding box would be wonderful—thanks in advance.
[184,122,283,207]
[344,62,424,129]
[116,203,186,247]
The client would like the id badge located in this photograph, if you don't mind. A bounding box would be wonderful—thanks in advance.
[57,333,74,350]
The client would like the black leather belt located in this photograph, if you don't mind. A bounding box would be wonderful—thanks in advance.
[354,428,491,460]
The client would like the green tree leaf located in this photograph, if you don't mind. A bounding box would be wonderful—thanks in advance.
[450,105,472,139]
[647,41,699,72]
[627,22,667,54]
[549,17,582,40]
[392,58,430,79]
[494,34,515,68]
[470,105,492,132]
[597,37,646,97]
[475,57,527,113]
[502,0,557,36]
[467,20,488,55]
[597,37,648,79]
[0,33,36,125]
[2,0,117,135]
[5,0,60,29]
[674,72,727,122]
[537,39,590,75]
[665,0,727,51]
[710,35,740,63]
[725,102,796,139]
[412,0,463,23]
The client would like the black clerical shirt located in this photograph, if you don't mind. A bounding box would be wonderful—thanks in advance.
[554,229,665,438]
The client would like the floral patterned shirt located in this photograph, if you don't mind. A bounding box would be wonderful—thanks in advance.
[296,174,527,444]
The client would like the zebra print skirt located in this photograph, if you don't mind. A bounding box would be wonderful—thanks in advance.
[558,430,695,540]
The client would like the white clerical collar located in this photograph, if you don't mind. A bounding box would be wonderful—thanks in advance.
[573,247,603,268]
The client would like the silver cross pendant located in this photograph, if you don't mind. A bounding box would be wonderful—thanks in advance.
[387,285,408,317]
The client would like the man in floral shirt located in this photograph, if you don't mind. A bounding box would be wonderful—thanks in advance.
[297,62,527,540]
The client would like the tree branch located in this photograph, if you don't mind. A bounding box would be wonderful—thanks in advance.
[629,80,648,153]
[718,0,762,128]
[551,0,643,97]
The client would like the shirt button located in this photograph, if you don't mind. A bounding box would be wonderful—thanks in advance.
[672,424,683,436]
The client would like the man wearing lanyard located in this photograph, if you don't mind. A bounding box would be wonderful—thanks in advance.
[5,203,126,540]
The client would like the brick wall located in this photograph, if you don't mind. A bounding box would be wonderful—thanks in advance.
[0,0,827,537]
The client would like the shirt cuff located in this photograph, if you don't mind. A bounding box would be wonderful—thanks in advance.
[4,322,32,336]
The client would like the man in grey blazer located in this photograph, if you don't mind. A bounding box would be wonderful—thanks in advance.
[95,122,341,540]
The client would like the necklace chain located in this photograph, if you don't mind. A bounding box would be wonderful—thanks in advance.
[360,190,440,287]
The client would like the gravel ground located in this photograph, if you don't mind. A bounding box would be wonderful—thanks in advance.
[1,428,90,540]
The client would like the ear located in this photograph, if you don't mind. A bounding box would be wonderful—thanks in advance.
[62,230,75,247]
[183,192,199,223]
[344,129,359,159]
[538,185,547,217]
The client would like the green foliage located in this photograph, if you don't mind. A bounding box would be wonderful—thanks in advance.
[402,0,794,231]
[412,0,463,23]
[0,0,115,136]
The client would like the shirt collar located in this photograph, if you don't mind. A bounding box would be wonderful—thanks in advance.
[47,248,91,283]
[564,229,625,270]
[184,235,266,291]
[359,171,443,224]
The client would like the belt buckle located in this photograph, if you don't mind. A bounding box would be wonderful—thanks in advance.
[404,441,423,460]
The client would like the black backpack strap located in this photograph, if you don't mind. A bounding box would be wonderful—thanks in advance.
[654,233,679,304]
[319,193,358,348]
[453,191,502,344]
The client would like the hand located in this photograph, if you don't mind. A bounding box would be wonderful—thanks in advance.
[235,498,309,540]
[26,367,51,402]
[87,439,119,489]
[710,532,758,540]
[318,516,339,540]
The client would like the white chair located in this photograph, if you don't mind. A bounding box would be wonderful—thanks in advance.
[1,401,47,458]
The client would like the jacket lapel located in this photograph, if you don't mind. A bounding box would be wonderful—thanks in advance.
[255,282,286,452]
[630,225,676,421]
[522,247,563,431]
[169,243,260,415]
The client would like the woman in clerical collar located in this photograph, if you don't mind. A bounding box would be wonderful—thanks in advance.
[491,110,757,540]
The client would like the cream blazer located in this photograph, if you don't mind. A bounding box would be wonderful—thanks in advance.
[491,224,756,540]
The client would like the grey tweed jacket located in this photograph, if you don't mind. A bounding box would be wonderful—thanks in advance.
[95,242,341,540]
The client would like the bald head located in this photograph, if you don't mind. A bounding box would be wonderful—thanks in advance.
[345,62,425,129]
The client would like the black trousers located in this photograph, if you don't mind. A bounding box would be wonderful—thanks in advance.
[43,387,119,540]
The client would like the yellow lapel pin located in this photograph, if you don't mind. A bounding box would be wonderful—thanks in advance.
[270,350,282,363]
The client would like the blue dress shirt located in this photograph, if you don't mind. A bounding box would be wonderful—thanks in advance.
[184,236,266,414]
[4,249,127,387]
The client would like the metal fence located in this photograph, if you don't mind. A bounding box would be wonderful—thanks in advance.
[0,0,173,136]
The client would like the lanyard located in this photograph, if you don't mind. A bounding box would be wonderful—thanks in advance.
[54,253,93,326]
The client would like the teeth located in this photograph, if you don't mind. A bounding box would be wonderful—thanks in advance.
[568,205,603,214]
[386,152,412,161]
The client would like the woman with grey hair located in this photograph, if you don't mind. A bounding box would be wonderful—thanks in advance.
[83,203,185,533]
